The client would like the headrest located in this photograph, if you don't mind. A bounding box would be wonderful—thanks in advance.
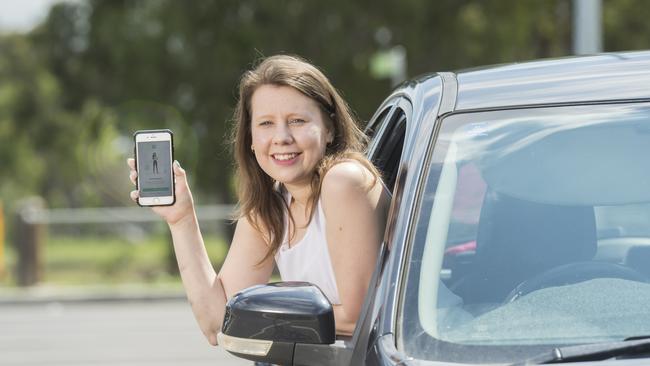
[476,191,597,276]
[626,246,650,278]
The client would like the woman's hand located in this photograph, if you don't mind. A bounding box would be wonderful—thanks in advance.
[127,158,196,226]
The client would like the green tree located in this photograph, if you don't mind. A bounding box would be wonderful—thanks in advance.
[0,33,127,212]
[604,0,650,51]
[32,0,650,207]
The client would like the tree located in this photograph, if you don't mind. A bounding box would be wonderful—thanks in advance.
[0,33,127,212]
[33,0,650,207]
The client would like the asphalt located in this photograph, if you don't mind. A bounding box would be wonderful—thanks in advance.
[0,288,252,365]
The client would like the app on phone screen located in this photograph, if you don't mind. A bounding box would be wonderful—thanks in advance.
[137,141,172,197]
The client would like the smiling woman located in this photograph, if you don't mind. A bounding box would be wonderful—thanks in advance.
[127,54,390,345]
[250,85,333,193]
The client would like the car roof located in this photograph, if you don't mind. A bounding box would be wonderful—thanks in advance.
[452,50,650,111]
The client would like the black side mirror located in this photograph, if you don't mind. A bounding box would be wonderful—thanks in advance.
[218,282,335,365]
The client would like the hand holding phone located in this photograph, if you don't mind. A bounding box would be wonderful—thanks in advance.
[134,129,175,206]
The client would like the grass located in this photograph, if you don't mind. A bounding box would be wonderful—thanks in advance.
[1,233,230,287]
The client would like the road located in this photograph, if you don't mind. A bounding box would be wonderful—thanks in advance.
[0,299,251,365]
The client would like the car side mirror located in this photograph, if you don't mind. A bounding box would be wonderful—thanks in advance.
[217,281,335,365]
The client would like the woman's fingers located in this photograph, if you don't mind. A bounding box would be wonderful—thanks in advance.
[127,158,137,185]
[128,159,138,199]
[173,160,186,185]
[130,190,139,202]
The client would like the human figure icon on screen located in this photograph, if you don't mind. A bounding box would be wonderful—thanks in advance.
[152,152,159,174]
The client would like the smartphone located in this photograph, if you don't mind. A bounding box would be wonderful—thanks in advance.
[133,129,175,206]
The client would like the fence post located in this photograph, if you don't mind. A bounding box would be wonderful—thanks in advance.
[12,197,46,286]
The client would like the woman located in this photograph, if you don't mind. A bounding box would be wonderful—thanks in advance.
[127,55,390,345]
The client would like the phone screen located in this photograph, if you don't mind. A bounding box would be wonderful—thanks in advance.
[137,140,172,197]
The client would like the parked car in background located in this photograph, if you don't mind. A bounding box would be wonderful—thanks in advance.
[218,50,650,365]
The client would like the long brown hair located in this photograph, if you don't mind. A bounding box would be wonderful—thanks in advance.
[231,54,380,263]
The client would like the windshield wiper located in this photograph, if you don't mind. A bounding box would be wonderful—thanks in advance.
[515,338,650,365]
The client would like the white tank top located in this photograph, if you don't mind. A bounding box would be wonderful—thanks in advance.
[274,191,341,304]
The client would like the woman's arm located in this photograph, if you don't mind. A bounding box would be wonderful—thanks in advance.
[168,213,224,345]
[321,161,390,336]
[128,159,274,345]
[170,213,274,345]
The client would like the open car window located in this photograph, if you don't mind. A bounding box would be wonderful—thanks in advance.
[368,100,410,193]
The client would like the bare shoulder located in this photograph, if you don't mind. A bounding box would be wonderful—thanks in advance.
[322,160,376,194]
[321,160,384,211]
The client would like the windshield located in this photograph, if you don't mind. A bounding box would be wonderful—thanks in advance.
[399,103,650,363]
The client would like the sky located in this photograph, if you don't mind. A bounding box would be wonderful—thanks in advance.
[0,0,65,33]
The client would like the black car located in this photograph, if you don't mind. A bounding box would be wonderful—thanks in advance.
[218,51,650,365]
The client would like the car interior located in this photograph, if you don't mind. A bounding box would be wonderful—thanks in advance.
[449,190,600,306]
[414,104,650,337]
[370,109,407,193]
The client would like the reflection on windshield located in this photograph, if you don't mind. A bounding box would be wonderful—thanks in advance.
[401,103,650,363]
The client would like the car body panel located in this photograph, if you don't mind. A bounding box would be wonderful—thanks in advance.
[455,51,650,111]
[293,340,354,366]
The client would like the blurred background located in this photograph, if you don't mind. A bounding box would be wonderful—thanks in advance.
[2,1,650,364]
[1,0,649,291]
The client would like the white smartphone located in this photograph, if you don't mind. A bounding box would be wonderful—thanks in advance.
[133,129,175,206]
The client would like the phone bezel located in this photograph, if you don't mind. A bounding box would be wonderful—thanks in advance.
[134,129,175,206]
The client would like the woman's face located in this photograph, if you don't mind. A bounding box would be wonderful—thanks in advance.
[250,84,333,188]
